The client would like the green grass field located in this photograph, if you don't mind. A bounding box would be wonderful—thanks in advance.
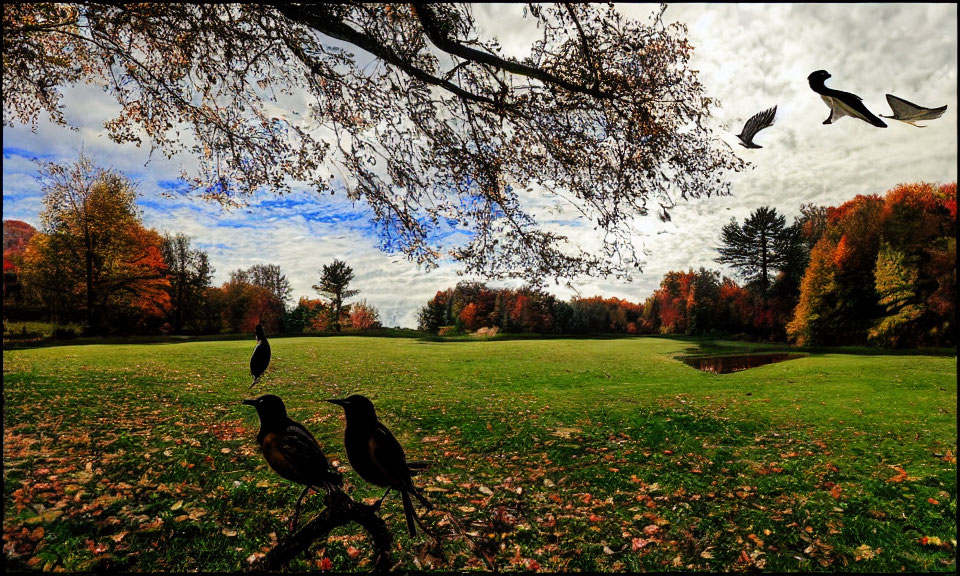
[3,335,956,572]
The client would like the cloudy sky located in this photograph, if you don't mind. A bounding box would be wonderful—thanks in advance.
[3,3,957,328]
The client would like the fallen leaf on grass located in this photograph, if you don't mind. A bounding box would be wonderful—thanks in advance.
[886,466,907,483]
[109,531,127,543]
[26,510,63,524]
[222,528,238,537]
[170,500,183,511]
[854,544,878,560]
[631,538,651,551]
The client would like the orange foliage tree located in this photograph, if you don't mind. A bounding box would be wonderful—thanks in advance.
[348,299,381,331]
[211,279,285,334]
[20,154,170,333]
[788,183,956,346]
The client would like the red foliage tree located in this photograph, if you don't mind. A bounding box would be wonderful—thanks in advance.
[348,299,380,331]
[3,220,37,301]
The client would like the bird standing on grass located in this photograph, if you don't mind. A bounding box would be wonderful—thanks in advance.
[243,394,343,529]
[807,70,887,128]
[736,105,778,149]
[249,322,271,389]
[880,94,948,127]
[327,394,433,537]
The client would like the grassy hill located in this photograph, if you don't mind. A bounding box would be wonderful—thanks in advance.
[3,336,956,571]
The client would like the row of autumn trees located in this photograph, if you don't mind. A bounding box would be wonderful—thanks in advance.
[419,182,956,348]
[2,155,380,336]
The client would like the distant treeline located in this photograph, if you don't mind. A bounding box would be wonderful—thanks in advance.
[419,182,956,348]
[3,161,954,348]
[2,155,381,337]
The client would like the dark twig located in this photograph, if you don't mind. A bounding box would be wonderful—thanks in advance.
[247,490,393,572]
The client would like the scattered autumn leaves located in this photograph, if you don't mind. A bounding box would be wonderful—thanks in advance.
[3,369,956,572]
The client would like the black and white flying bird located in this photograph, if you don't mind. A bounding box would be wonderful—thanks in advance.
[249,323,271,389]
[807,70,886,128]
[880,94,948,127]
[736,105,778,148]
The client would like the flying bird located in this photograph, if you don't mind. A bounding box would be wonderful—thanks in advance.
[243,394,343,529]
[249,322,271,389]
[327,394,432,537]
[736,105,778,148]
[880,94,948,127]
[807,70,887,128]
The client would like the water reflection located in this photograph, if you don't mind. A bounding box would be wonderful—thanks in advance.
[682,353,806,374]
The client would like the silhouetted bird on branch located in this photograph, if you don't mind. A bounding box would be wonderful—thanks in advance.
[249,322,271,389]
[808,70,887,127]
[327,394,433,537]
[243,394,343,529]
[881,94,948,127]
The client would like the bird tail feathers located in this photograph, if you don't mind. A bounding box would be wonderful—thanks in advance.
[401,490,417,537]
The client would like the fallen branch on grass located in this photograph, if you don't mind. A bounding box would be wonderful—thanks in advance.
[246,490,393,572]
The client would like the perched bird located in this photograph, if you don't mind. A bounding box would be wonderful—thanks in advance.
[243,394,343,528]
[249,323,271,389]
[327,394,432,537]
[736,105,778,149]
[880,94,948,127]
[807,70,887,128]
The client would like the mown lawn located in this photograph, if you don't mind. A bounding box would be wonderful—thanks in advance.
[3,335,956,572]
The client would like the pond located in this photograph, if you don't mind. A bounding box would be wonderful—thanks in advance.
[681,352,807,374]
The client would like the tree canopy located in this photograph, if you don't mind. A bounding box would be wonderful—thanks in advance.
[3,2,744,283]
[21,153,170,332]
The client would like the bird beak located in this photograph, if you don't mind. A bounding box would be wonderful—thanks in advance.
[326,398,346,407]
[242,399,257,406]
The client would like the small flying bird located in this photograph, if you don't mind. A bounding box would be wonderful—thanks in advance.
[249,322,271,389]
[736,105,778,148]
[807,70,887,128]
[327,394,433,537]
[243,394,343,529]
[880,94,948,127]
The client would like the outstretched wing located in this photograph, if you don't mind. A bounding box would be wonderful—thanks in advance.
[884,94,948,122]
[738,105,777,144]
